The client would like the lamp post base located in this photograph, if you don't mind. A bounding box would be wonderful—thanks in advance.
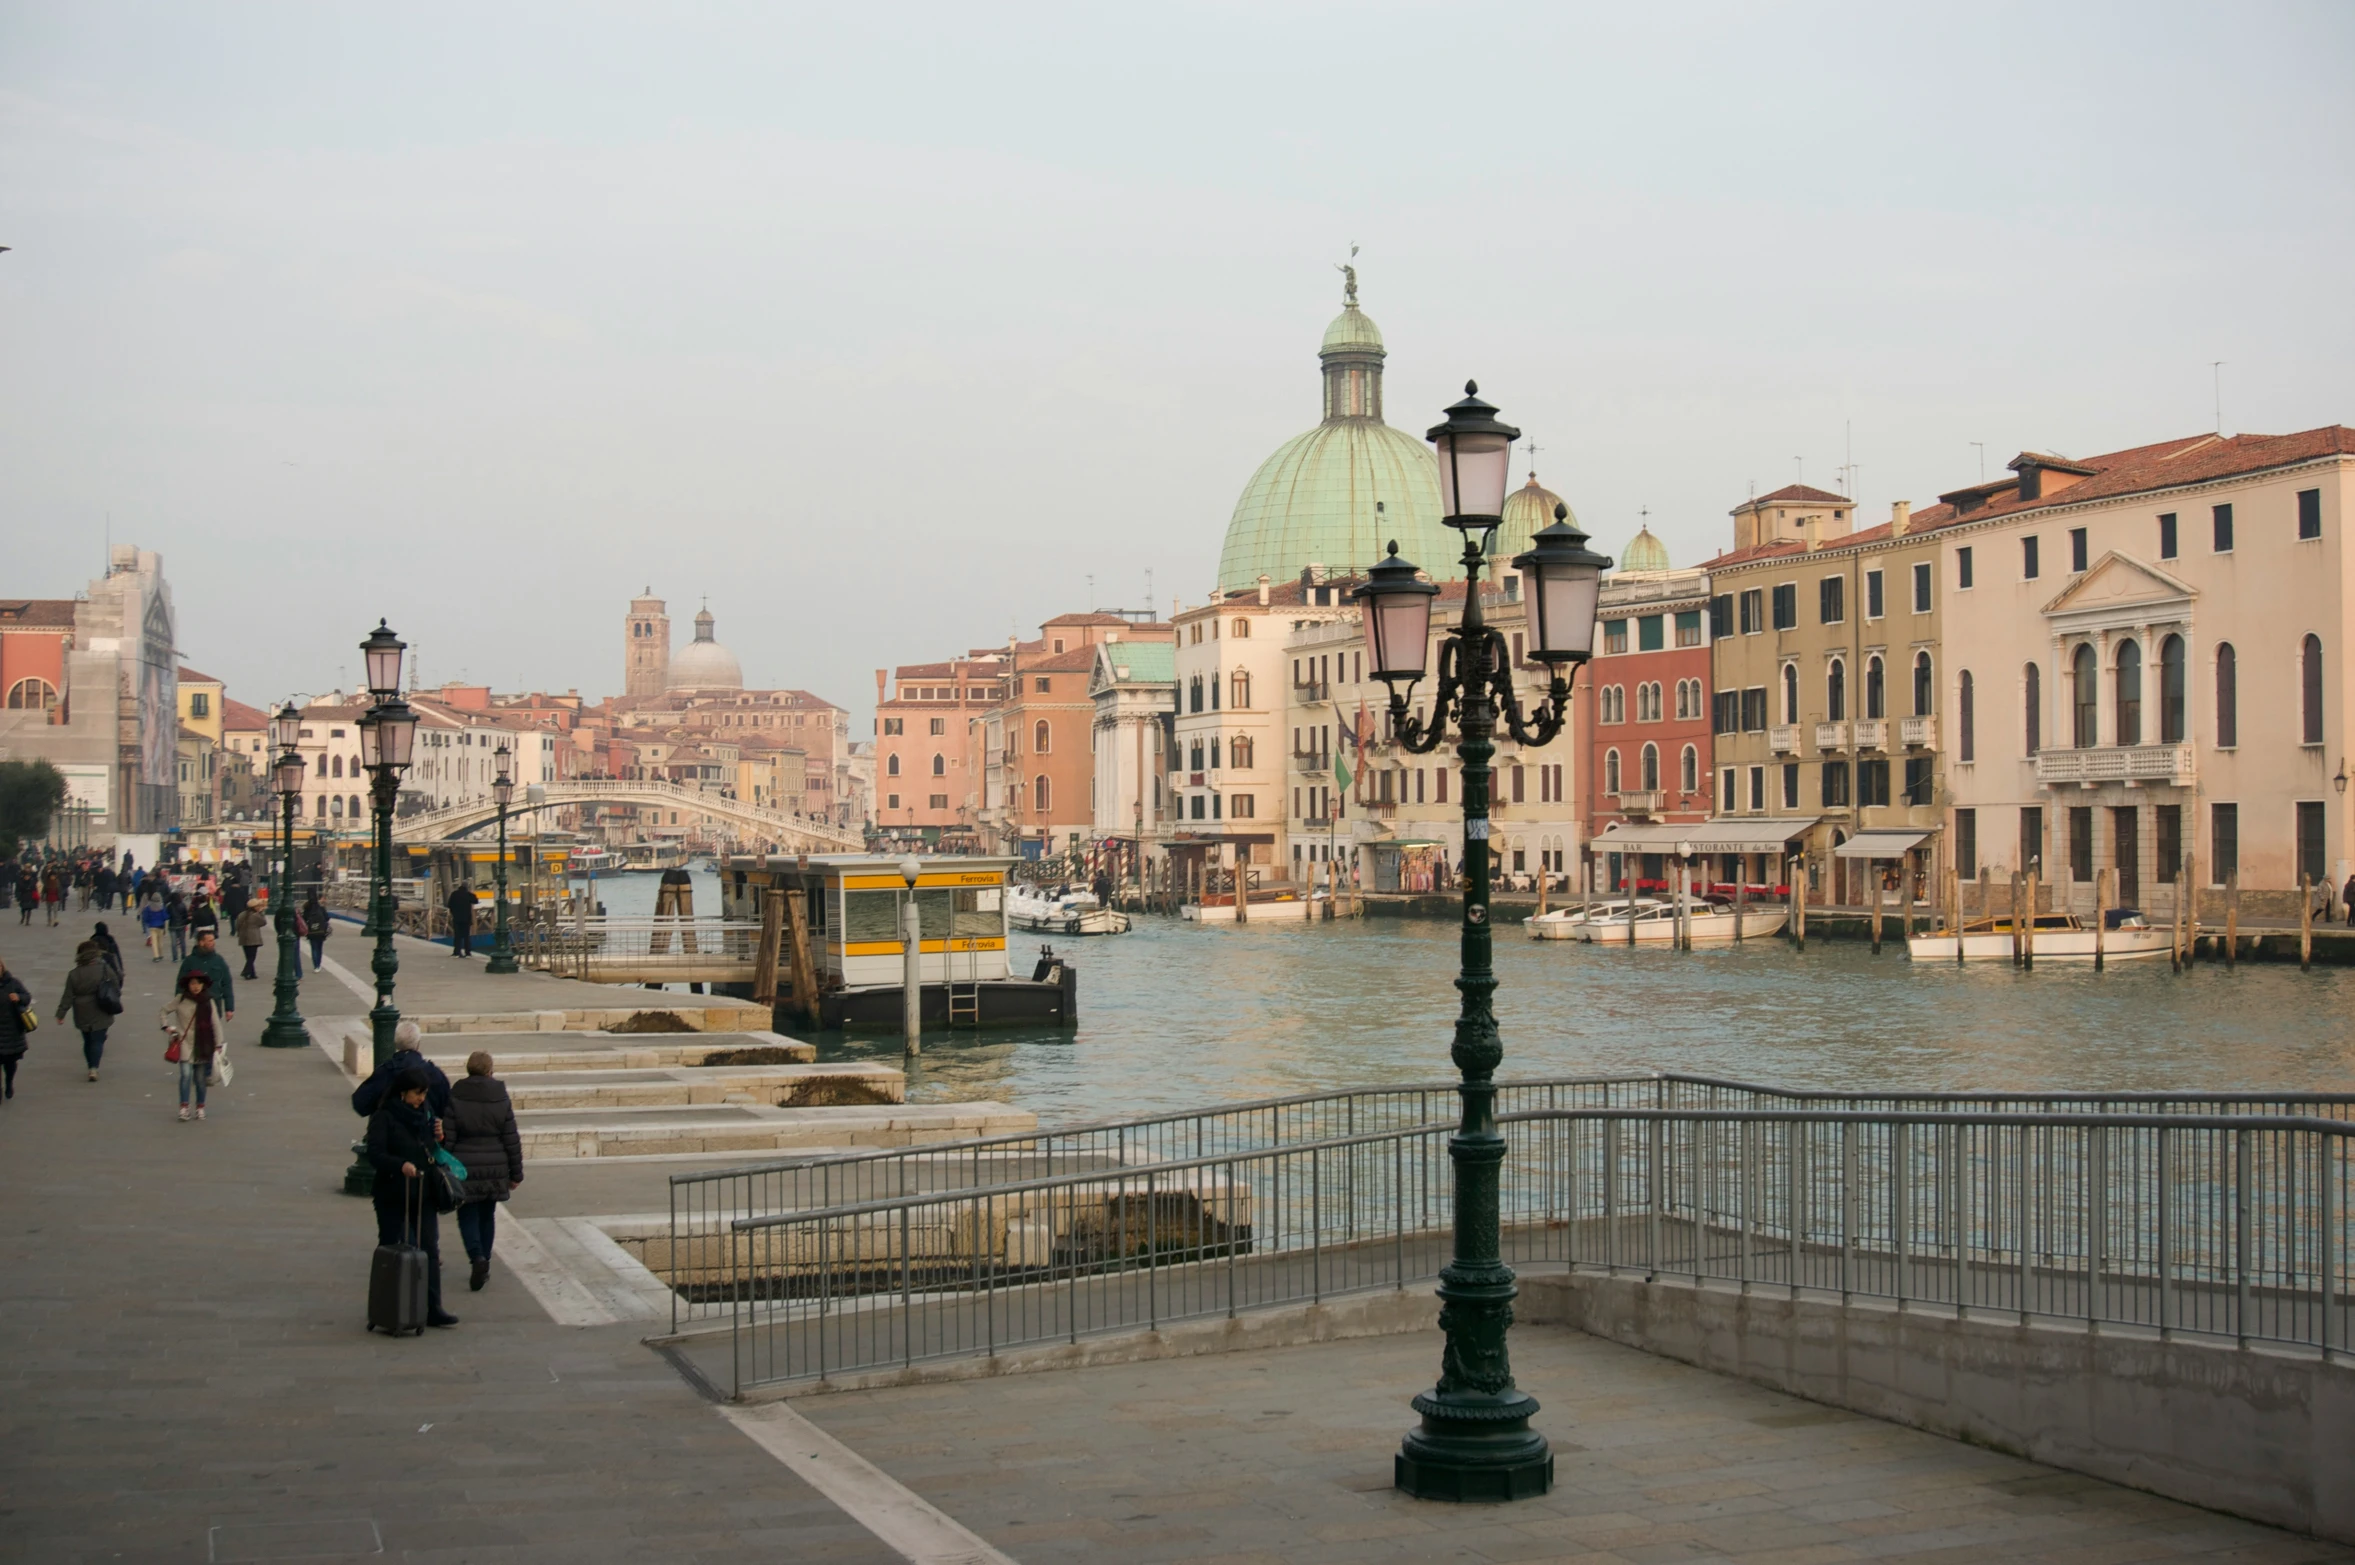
[484,941,517,976]
[1395,1390,1553,1502]
[343,1147,375,1198]
[259,1017,310,1049]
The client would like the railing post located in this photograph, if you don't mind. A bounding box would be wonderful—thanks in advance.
[2087,1125,2105,1331]
[1952,1123,1968,1314]
[2017,1126,2032,1325]
[1648,1115,1663,1278]
[1226,1159,1239,1320]
[1841,1119,1856,1304]
[1146,1170,1158,1331]
[2236,1127,2252,1348]
[901,1203,914,1368]
[2157,1125,2173,1340]
[1894,1119,1910,1309]
[1787,1120,1802,1295]
[2321,1131,2338,1355]
[1311,1150,1323,1304]
[1739,1117,1754,1291]
[1604,1121,1619,1273]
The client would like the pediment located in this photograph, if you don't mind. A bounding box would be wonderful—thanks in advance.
[2040,552,2195,619]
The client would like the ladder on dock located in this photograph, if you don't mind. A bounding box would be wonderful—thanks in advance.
[946,943,981,1028]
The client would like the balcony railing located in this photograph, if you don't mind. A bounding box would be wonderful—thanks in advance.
[1612,790,1666,815]
[1768,724,1800,755]
[1292,750,1333,774]
[1292,681,1331,703]
[1853,719,1887,750]
[2035,744,2196,787]
[1813,721,1849,751]
[1901,715,1936,749]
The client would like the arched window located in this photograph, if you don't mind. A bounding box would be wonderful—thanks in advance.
[2072,643,2098,748]
[1781,665,1798,725]
[2215,643,2237,747]
[1864,656,1885,720]
[350,795,363,818]
[315,753,328,776]
[2024,662,2042,755]
[1913,652,1933,716]
[2159,634,2185,744]
[1604,749,1621,794]
[1641,743,1660,791]
[2115,639,2142,746]
[329,795,343,817]
[1233,619,1251,639]
[4,677,57,710]
[2303,634,2325,744]
[1234,735,1254,768]
[331,754,343,778]
[1231,670,1251,709]
[931,753,945,776]
[886,753,900,776]
[1033,720,1051,755]
[1958,671,1975,762]
[1680,744,1699,792]
[1188,675,1203,714]
[1034,774,1051,812]
[1827,659,1846,721]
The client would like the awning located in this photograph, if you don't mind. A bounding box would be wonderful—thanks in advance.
[1834,828,1938,860]
[1372,839,1447,850]
[1592,818,1821,855]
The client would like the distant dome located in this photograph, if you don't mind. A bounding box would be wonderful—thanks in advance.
[1618,526,1672,573]
[1320,303,1384,354]
[666,606,743,690]
[1495,472,1580,566]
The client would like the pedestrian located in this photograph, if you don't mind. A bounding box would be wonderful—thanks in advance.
[221,873,250,923]
[175,929,236,1029]
[446,881,478,959]
[2345,871,2355,927]
[162,969,227,1121]
[188,891,220,945]
[14,870,36,926]
[42,864,66,926]
[74,860,93,911]
[351,1019,453,1119]
[140,888,170,960]
[93,862,117,911]
[56,940,121,1080]
[89,921,124,978]
[364,1066,460,1328]
[298,891,331,971]
[166,891,190,960]
[0,956,32,1100]
[234,901,269,981]
[445,1051,524,1291]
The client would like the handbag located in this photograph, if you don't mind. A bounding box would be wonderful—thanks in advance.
[17,1007,36,1034]
[210,1050,234,1087]
[164,1032,182,1064]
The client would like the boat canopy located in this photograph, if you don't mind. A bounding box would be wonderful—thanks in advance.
[1833,828,1938,860]
[1592,818,1820,855]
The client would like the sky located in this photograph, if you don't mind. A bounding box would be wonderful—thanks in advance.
[3,2,2351,720]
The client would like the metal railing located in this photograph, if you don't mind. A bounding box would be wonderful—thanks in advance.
[518,916,764,978]
[695,1101,2352,1394]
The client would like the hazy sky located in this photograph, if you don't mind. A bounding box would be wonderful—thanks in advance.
[4,3,2350,720]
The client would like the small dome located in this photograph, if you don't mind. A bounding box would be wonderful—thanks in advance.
[666,606,743,690]
[1320,304,1385,355]
[1619,526,1672,573]
[1494,472,1580,565]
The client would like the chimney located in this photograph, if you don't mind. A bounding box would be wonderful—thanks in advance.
[1891,500,1912,536]
[1257,574,1271,606]
[1803,515,1821,552]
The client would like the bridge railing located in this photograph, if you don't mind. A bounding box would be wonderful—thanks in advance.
[695,1103,2351,1395]
[517,916,765,978]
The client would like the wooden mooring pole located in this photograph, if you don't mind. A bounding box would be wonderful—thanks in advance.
[2094,866,2109,972]
[1791,854,1806,951]
[2226,871,2240,968]
[2301,873,2313,971]
[1869,862,1883,955]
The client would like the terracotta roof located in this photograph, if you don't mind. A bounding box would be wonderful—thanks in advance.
[0,600,77,627]
[1744,484,1852,508]
[219,698,272,732]
[176,666,221,684]
[1041,612,1133,626]
[1911,425,2355,534]
[1014,647,1100,676]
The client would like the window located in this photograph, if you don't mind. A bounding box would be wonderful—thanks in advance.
[929,793,948,810]
[2215,643,2238,747]
[1030,719,1051,754]
[929,717,946,736]
[1188,740,1204,771]
[1511,764,1526,803]
[1858,758,1889,806]
[2023,536,2040,579]
[2114,640,2142,746]
[2071,644,2098,748]
[1604,749,1621,794]
[931,753,945,776]
[2213,504,2234,553]
[1641,743,1660,791]
[1035,677,1051,693]
[1739,589,1763,634]
[2069,528,2089,573]
[1779,763,1798,808]
[1819,576,1845,623]
[882,716,904,736]
[2210,802,2238,883]
[1740,687,1768,732]
[1231,670,1251,709]
[1770,584,1796,631]
[1233,619,1251,639]
[2298,800,2325,886]
[1031,774,1051,812]
[1674,611,1701,648]
[2022,661,2042,755]
[1903,755,1932,805]
[1912,652,1933,717]
[2156,804,2182,883]
[886,754,901,776]
[1189,795,1205,820]
[1865,570,1884,619]
[2067,806,2094,883]
[2298,489,2322,540]
[1821,760,1850,807]
[2296,632,2327,745]
[1864,657,1884,720]
[1188,675,1203,714]
[2019,806,2045,877]
[1748,766,1765,811]
[1603,620,1628,655]
[2158,635,2185,744]
[1709,594,1733,639]
[1780,664,1798,724]
[1912,562,1932,612]
[1955,808,1977,878]
[1712,691,1739,734]
[1720,768,1736,811]
[332,754,343,777]
[1682,746,1700,793]
[1232,792,1255,819]
[1234,735,1254,769]
[189,692,210,718]
[1957,672,1975,762]
[1639,615,1665,651]
[1956,547,1973,590]
[4,677,57,710]
[2158,513,2178,559]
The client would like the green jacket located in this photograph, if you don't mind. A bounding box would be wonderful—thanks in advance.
[175,947,235,1013]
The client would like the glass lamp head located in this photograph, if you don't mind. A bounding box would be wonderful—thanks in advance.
[1350,541,1441,684]
[1425,382,1521,529]
[360,621,406,699]
[899,857,923,888]
[273,752,308,797]
[271,701,304,752]
[371,697,418,771]
[1512,504,1613,665]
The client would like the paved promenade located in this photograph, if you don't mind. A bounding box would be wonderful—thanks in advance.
[1,909,2346,1562]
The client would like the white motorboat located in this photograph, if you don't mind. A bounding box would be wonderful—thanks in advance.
[1906,910,2173,963]
[1181,890,1322,923]
[1008,885,1130,936]
[1526,906,1589,940]
[1570,897,1789,944]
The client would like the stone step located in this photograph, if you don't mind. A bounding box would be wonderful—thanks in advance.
[503,1063,902,1111]
[407,1031,815,1075]
[514,1101,1035,1160]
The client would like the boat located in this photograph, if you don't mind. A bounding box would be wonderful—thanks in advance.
[1569,896,1790,944]
[1008,884,1131,936]
[1526,906,1591,941]
[567,848,625,875]
[1906,909,2173,963]
[1181,889,1324,923]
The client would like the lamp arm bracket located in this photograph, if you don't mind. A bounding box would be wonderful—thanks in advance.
[1389,637,1462,756]
[1489,634,1569,747]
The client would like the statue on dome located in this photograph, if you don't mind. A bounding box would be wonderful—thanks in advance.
[1336,244,1358,308]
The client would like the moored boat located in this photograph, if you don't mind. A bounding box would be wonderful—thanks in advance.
[1008,885,1130,936]
[1570,897,1789,944]
[1906,909,2172,963]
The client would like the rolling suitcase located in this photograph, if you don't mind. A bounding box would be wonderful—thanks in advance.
[368,1179,428,1336]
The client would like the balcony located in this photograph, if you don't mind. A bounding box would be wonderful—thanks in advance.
[1901,715,1936,749]
[1293,681,1331,703]
[1292,749,1333,775]
[1368,799,1399,819]
[1853,719,1887,750]
[2035,744,2196,788]
[1612,790,1667,816]
[1189,772,1207,787]
[1813,721,1849,751]
[1768,724,1800,755]
[1301,814,1334,830]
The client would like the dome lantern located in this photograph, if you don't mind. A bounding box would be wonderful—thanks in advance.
[666,601,744,691]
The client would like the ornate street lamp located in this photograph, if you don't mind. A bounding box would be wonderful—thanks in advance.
[1360,383,1610,1504]
[260,701,311,1049]
[485,741,519,974]
[357,627,418,1076]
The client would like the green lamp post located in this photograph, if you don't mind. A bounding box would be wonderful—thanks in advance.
[484,742,519,974]
[343,624,417,1196]
[259,701,311,1048]
[1354,384,1610,1503]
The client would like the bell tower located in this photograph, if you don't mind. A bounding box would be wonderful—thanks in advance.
[625,589,670,698]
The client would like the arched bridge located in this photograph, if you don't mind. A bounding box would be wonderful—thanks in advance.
[394,778,864,853]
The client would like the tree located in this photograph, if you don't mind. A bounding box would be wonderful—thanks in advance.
[0,759,70,854]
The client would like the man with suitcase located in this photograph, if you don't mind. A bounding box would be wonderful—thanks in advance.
[363,1068,459,1331]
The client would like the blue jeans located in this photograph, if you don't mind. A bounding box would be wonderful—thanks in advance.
[82,1028,108,1069]
[170,927,188,959]
[308,936,326,970]
[177,1055,209,1106]
[455,1200,499,1262]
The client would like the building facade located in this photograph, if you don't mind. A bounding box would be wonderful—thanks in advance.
[977,613,1168,859]
[1088,639,1176,883]
[1580,533,1712,893]
[872,652,1008,846]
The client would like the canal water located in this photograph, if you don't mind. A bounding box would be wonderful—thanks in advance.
[579,870,2355,1127]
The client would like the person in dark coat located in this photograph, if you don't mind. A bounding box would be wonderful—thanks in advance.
[93,864,117,911]
[364,1067,459,1328]
[445,883,478,958]
[351,1020,453,1119]
[299,892,331,970]
[56,941,118,1079]
[187,892,220,944]
[220,874,249,922]
[233,904,269,981]
[0,956,32,1100]
[165,891,189,959]
[445,1051,525,1291]
[17,871,40,926]
[88,921,124,978]
[175,930,236,1023]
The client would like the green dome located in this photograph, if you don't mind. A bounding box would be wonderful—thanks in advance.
[1320,304,1384,354]
[1618,526,1672,573]
[1495,472,1579,566]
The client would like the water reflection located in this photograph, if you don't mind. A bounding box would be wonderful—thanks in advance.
[809,914,2355,1126]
